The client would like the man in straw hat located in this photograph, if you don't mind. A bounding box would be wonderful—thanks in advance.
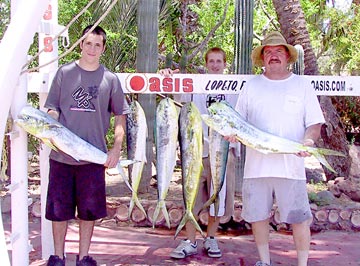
[225,31,325,266]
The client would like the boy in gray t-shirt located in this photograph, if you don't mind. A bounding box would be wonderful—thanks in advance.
[44,25,129,266]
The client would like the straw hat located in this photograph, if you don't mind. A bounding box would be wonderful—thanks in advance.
[251,31,298,67]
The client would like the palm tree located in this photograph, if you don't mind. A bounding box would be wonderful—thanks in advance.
[233,0,254,192]
[272,0,350,179]
[135,0,160,191]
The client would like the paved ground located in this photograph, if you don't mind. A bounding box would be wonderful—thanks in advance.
[4,154,360,265]
[4,220,360,266]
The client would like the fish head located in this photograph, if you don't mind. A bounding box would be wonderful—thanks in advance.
[201,112,239,138]
[15,105,60,138]
[207,101,232,115]
[201,114,220,128]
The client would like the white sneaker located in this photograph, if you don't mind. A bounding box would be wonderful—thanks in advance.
[203,237,222,258]
[170,239,198,259]
[254,261,272,266]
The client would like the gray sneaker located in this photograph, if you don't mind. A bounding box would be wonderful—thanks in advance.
[170,239,198,259]
[47,255,65,266]
[76,255,97,266]
[203,237,222,258]
[254,261,272,266]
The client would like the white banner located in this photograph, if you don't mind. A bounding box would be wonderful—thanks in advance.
[117,73,360,96]
[28,72,360,96]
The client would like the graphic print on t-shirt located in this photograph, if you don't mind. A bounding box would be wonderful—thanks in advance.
[206,94,225,108]
[70,85,99,112]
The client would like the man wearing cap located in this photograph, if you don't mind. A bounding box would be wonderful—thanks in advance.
[225,31,325,266]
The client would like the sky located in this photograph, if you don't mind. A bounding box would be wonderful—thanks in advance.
[331,0,352,11]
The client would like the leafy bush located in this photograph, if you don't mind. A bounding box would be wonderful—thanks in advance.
[331,96,360,135]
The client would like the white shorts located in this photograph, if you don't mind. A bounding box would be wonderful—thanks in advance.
[241,177,312,224]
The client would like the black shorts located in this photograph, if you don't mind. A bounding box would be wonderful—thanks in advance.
[45,159,107,221]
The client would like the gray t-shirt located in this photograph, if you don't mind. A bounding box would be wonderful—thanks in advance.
[45,61,129,165]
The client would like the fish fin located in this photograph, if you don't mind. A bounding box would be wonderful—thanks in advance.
[119,159,138,167]
[202,194,221,218]
[187,210,205,238]
[115,162,134,192]
[214,197,220,218]
[47,124,63,129]
[312,153,337,173]
[174,212,187,239]
[174,210,205,239]
[162,203,170,229]
[152,200,170,229]
[128,197,135,218]
[312,147,345,157]
[152,200,162,228]
[309,147,345,174]
[201,193,217,212]
[309,148,338,174]
[42,139,59,152]
[129,192,147,219]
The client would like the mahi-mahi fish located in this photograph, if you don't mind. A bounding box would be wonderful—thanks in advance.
[174,102,205,239]
[15,105,135,189]
[126,100,148,218]
[201,101,345,173]
[152,97,179,229]
[201,128,229,217]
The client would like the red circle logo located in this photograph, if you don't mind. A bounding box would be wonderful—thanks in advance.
[129,75,145,91]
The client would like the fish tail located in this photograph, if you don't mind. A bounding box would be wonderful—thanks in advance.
[313,147,345,157]
[129,192,147,218]
[152,202,161,228]
[152,200,169,228]
[174,210,205,239]
[162,203,170,229]
[214,197,220,218]
[128,197,135,218]
[43,139,59,152]
[119,159,138,167]
[174,212,187,239]
[310,147,344,174]
[202,195,220,218]
[116,162,133,192]
[201,193,217,212]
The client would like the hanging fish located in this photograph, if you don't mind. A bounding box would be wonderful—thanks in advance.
[152,97,179,229]
[126,100,148,218]
[175,102,205,239]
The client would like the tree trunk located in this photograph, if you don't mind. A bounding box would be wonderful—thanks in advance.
[136,0,160,191]
[272,0,351,179]
[233,0,254,194]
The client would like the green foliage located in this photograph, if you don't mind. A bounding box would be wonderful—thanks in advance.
[300,0,360,75]
[1,0,360,139]
[332,96,360,134]
[307,180,329,206]
[0,0,9,40]
[91,1,138,72]
[158,0,235,73]
[253,0,278,37]
[253,0,360,133]
[308,191,329,206]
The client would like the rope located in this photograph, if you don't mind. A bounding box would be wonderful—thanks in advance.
[22,0,97,71]
[23,0,119,74]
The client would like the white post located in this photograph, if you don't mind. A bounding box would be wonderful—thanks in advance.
[0,0,49,156]
[0,0,50,265]
[0,206,10,265]
[10,74,29,266]
[38,0,59,259]
[5,0,47,265]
